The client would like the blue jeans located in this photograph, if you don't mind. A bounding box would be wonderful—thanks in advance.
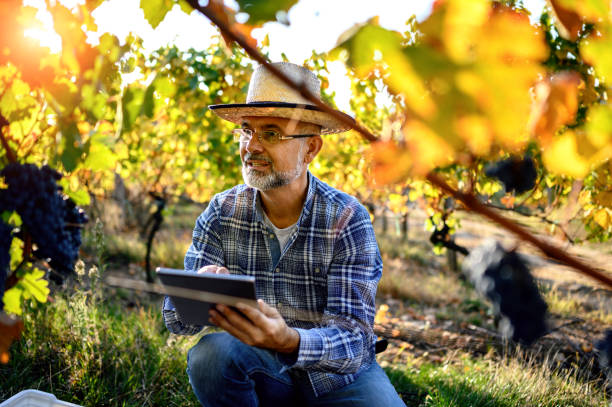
[187,332,406,407]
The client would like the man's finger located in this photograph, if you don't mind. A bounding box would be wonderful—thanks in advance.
[256,299,280,318]
[216,267,229,274]
[216,304,259,334]
[197,265,218,274]
[236,302,268,328]
[209,309,253,344]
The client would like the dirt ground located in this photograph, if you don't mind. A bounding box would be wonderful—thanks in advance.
[373,208,612,383]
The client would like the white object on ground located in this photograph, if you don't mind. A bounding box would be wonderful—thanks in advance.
[0,390,83,407]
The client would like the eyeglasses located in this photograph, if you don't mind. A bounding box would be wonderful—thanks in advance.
[232,128,316,145]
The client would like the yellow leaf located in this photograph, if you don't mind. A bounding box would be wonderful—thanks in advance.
[529,72,581,146]
[542,131,591,178]
[585,105,612,149]
[593,208,611,229]
[477,6,547,63]
[594,191,612,207]
[455,115,493,156]
[375,304,390,324]
[9,237,22,272]
[370,141,412,185]
[555,0,610,22]
[578,189,592,207]
[388,193,408,214]
[443,0,490,63]
[403,120,455,176]
[581,31,612,83]
[2,288,23,316]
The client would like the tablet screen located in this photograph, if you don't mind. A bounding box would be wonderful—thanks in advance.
[157,267,257,326]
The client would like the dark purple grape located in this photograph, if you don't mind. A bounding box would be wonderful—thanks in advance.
[485,156,537,194]
[462,240,548,345]
[596,330,612,375]
[0,163,87,279]
[0,221,12,305]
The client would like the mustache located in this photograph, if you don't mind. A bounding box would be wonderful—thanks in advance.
[243,154,272,163]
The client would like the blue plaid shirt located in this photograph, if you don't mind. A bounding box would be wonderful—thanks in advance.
[162,172,382,397]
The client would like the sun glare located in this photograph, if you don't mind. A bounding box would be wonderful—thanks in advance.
[23,28,62,53]
[21,0,88,54]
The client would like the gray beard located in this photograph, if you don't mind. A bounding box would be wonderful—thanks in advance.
[242,162,304,191]
[242,147,305,191]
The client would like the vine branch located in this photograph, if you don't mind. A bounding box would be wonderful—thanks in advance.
[480,202,576,244]
[0,114,17,163]
[426,172,612,288]
[189,1,612,289]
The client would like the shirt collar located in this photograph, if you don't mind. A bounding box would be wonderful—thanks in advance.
[253,171,317,227]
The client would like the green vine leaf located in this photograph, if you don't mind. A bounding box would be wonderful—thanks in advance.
[2,287,23,315]
[20,268,50,303]
[236,0,298,25]
[140,0,174,29]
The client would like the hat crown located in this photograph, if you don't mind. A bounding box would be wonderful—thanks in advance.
[246,62,321,105]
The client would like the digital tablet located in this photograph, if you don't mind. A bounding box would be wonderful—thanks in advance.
[156,267,257,326]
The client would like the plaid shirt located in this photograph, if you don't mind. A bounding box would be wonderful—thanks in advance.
[162,172,382,397]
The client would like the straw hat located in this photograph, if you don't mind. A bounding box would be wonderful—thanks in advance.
[209,62,354,134]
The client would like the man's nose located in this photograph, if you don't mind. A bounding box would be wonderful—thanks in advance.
[244,134,264,153]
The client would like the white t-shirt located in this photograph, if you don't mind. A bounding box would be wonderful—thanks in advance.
[263,211,297,251]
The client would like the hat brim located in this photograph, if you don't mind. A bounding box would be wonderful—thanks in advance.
[209,102,354,134]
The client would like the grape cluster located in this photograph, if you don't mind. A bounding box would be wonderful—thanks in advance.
[0,221,12,301]
[485,156,537,194]
[462,239,548,345]
[0,163,88,284]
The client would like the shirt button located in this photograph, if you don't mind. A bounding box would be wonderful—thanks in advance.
[275,268,280,273]
[315,267,320,273]
[277,302,282,308]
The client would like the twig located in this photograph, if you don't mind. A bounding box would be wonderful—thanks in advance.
[18,98,48,158]
[426,172,612,289]
[0,114,17,163]
[547,317,584,335]
[481,202,576,244]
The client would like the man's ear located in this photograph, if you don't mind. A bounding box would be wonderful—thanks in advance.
[304,135,323,164]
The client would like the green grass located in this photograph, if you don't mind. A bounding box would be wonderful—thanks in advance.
[2,266,608,406]
[96,229,191,271]
[543,287,612,325]
[0,271,201,406]
[385,353,608,406]
[2,286,607,407]
[2,283,607,406]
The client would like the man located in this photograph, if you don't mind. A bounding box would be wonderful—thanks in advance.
[163,62,405,406]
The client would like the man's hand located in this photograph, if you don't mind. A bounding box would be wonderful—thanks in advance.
[197,265,229,274]
[209,299,300,354]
